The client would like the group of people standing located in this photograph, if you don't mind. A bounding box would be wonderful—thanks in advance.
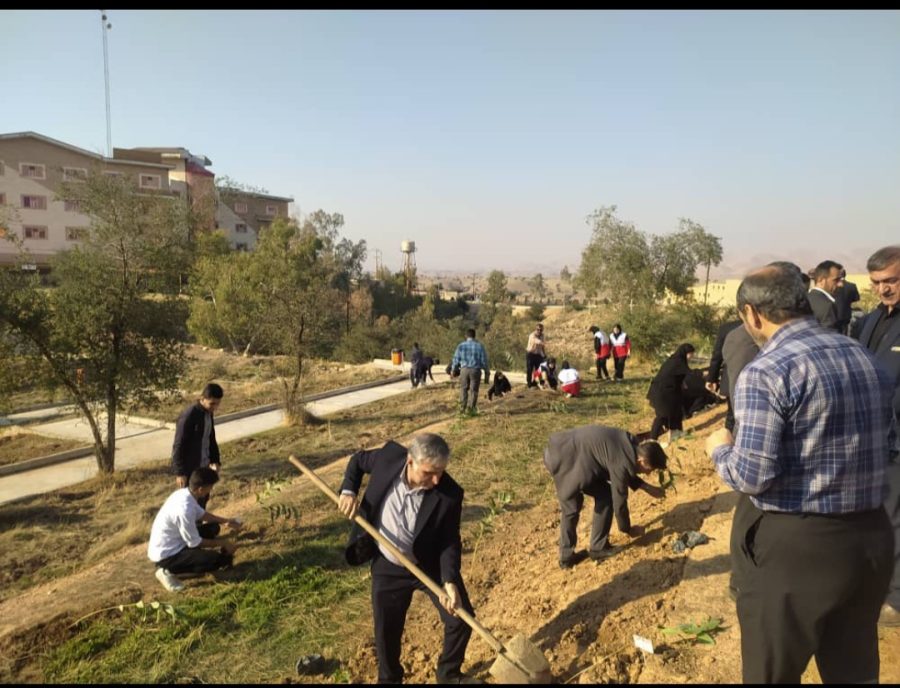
[588,324,631,381]
[699,247,900,683]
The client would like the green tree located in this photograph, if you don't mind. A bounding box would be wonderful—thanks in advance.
[187,248,267,355]
[250,217,346,424]
[649,231,699,299]
[483,270,510,306]
[529,273,548,302]
[560,265,572,284]
[679,218,723,304]
[0,172,191,473]
[575,205,652,304]
[300,210,367,334]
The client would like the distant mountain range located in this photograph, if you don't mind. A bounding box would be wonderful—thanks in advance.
[420,246,876,281]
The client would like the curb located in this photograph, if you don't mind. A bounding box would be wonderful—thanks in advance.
[0,373,407,478]
[0,446,95,477]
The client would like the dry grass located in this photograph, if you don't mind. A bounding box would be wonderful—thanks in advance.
[0,429,89,467]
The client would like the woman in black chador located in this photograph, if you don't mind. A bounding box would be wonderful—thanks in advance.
[647,343,695,441]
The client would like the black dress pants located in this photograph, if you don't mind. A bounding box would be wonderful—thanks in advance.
[371,554,473,684]
[733,501,893,684]
[595,358,610,379]
[155,524,233,574]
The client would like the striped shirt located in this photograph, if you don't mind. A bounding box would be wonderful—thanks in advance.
[376,469,427,565]
[712,317,896,514]
[451,337,490,371]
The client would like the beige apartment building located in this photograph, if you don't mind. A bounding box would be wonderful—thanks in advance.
[0,132,176,269]
[0,132,294,268]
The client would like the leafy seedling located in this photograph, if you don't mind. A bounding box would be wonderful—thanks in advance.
[659,616,724,645]
[657,468,678,493]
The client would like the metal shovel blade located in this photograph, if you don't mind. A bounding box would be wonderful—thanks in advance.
[489,634,552,684]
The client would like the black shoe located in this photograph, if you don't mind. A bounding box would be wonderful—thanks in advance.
[589,544,622,562]
[559,551,588,569]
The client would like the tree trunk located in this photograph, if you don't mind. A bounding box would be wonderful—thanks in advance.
[704,261,711,305]
[101,384,117,473]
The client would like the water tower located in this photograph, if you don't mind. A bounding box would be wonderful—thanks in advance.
[401,239,417,293]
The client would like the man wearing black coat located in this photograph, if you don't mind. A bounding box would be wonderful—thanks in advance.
[855,245,900,627]
[338,433,476,684]
[834,268,861,335]
[706,319,742,417]
[543,425,667,569]
[807,260,843,331]
[171,383,224,493]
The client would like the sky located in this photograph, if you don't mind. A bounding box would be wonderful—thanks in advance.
[3,10,898,277]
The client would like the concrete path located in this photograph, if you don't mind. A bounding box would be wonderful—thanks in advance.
[0,361,532,506]
[0,364,427,506]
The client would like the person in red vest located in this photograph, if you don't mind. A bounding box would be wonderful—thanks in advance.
[589,325,611,380]
[610,324,631,382]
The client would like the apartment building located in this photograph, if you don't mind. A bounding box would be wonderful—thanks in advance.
[0,132,294,267]
[0,132,176,269]
[215,187,293,251]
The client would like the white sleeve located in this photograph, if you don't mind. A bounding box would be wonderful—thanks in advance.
[177,511,203,548]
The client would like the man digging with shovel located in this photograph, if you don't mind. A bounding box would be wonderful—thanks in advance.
[337,433,480,684]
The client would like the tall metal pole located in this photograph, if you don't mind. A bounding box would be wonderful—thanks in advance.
[100,11,112,157]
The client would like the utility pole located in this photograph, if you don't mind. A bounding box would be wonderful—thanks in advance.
[100,10,113,157]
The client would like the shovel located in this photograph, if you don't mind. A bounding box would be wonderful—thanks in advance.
[288,454,552,684]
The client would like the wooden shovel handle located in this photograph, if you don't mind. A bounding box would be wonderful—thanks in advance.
[288,454,505,654]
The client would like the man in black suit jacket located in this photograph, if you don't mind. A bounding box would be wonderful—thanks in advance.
[855,245,900,627]
[807,260,843,331]
[338,433,475,684]
[543,425,667,569]
[834,268,861,335]
[172,383,223,493]
[706,319,742,428]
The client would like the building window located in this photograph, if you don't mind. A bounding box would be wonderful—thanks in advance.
[24,225,48,240]
[265,204,277,215]
[66,227,90,241]
[235,223,247,234]
[20,163,46,179]
[64,199,82,212]
[138,174,161,189]
[235,242,248,251]
[63,166,88,182]
[104,170,123,178]
[21,195,48,210]
[234,202,248,214]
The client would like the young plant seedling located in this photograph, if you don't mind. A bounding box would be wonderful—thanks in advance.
[659,616,724,645]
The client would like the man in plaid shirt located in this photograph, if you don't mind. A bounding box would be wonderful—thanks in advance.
[451,328,490,415]
[706,263,895,684]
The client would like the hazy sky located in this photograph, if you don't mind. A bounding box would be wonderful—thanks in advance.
[3,10,898,276]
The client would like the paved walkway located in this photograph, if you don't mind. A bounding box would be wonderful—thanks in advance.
[0,361,530,506]
[0,363,417,506]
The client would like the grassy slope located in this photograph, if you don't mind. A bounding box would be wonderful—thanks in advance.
[4,367,662,683]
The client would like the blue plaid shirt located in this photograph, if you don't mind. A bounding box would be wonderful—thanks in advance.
[451,337,489,372]
[712,317,896,514]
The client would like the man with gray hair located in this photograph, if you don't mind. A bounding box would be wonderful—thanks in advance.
[855,245,900,627]
[338,433,477,684]
[706,263,895,683]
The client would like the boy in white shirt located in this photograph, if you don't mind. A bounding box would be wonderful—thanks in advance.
[148,467,242,592]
